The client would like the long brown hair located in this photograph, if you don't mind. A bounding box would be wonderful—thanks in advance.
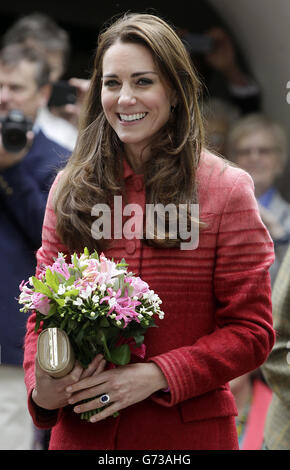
[53,13,205,252]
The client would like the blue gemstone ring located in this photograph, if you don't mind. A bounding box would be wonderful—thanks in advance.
[99,393,110,404]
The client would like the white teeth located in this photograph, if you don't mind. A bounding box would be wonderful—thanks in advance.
[119,113,146,121]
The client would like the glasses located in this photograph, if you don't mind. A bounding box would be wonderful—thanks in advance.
[233,146,280,158]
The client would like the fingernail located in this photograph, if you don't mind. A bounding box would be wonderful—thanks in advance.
[68,398,74,404]
[74,406,80,413]
[66,386,72,392]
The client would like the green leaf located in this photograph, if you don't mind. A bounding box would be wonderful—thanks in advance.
[133,334,144,347]
[45,268,59,293]
[46,303,57,318]
[63,288,79,297]
[72,252,78,268]
[84,247,90,257]
[117,258,128,268]
[55,298,66,307]
[98,330,112,360]
[110,344,131,365]
[31,276,53,298]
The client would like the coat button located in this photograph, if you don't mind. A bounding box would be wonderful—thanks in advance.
[126,241,136,254]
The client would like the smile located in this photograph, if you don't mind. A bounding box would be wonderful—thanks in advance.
[118,112,147,122]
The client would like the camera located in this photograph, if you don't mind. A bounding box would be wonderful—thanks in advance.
[182,32,215,55]
[0,110,33,153]
[48,80,77,107]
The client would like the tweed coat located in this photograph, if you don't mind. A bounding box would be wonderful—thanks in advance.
[262,245,290,449]
[23,150,275,450]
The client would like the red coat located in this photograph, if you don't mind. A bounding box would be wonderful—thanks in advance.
[23,151,275,450]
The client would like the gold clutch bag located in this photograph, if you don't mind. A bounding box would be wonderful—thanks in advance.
[37,328,75,378]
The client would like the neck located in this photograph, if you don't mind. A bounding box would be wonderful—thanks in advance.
[124,144,151,174]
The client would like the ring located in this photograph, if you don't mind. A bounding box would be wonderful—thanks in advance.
[99,393,110,404]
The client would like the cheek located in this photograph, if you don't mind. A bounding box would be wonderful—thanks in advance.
[101,90,111,114]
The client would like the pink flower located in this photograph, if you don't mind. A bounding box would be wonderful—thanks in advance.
[31,293,51,315]
[82,253,127,285]
[50,257,72,280]
[125,276,150,298]
[100,287,141,327]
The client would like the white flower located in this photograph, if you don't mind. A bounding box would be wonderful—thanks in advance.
[80,286,92,299]
[58,284,66,295]
[90,312,96,318]
[108,297,117,308]
[73,298,83,306]
[92,295,100,304]
[99,284,107,293]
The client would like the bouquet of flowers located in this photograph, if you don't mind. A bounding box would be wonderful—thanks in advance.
[19,247,164,366]
[19,248,164,419]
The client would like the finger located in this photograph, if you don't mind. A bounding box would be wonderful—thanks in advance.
[93,358,107,376]
[64,103,77,114]
[73,393,116,415]
[80,355,104,380]
[68,77,90,93]
[89,402,120,423]
[61,361,84,388]
[65,370,108,394]
[68,381,110,405]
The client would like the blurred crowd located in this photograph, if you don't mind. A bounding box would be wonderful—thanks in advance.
[0,11,289,451]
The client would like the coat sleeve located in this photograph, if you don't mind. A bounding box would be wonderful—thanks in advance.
[262,245,290,407]
[23,171,69,428]
[149,171,275,407]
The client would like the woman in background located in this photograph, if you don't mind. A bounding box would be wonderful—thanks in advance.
[227,113,290,283]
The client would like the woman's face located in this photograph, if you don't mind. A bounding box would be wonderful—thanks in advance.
[101,41,176,161]
[232,128,283,196]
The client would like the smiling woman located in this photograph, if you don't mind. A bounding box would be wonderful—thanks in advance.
[23,12,275,451]
[101,41,176,168]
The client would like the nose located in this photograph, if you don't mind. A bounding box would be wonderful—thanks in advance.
[0,85,10,106]
[247,148,262,161]
[118,84,136,106]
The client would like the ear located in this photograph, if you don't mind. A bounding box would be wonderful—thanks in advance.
[38,83,52,107]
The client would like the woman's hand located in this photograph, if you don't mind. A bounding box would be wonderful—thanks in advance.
[65,362,168,423]
[32,354,106,410]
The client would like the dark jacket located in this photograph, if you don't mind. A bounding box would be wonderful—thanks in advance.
[0,129,70,365]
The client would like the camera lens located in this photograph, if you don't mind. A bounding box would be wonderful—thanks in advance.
[2,127,27,153]
[1,110,30,153]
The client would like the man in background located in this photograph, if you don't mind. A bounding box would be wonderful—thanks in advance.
[0,44,70,449]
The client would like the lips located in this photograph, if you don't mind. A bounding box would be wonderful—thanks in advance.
[118,112,147,122]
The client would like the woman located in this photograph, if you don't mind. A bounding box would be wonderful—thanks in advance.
[24,13,275,450]
[227,113,290,283]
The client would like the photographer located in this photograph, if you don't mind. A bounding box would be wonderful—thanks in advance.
[0,44,70,450]
[2,12,79,150]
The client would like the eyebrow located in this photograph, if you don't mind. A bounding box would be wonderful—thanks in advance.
[102,71,158,78]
